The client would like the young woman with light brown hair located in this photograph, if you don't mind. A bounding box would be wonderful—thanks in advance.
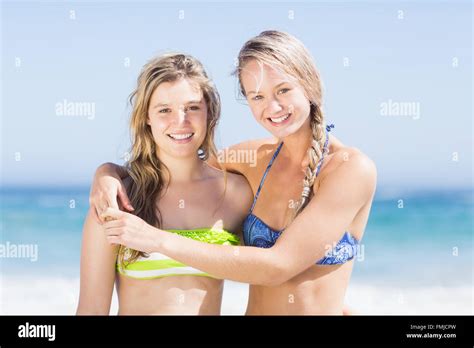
[77,53,251,315]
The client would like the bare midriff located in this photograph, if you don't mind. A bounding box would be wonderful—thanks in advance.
[116,273,224,315]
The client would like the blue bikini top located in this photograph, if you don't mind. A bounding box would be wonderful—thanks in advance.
[242,124,359,265]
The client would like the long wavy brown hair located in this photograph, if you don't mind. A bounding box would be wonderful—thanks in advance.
[117,53,223,268]
[234,30,329,224]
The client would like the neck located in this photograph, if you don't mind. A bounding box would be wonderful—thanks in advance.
[278,117,313,168]
[157,151,207,185]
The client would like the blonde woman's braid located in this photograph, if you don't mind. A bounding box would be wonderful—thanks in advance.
[294,102,335,219]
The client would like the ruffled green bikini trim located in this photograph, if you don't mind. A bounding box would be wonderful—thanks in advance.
[166,228,240,245]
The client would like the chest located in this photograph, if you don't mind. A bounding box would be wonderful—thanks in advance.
[156,182,230,230]
[246,152,335,231]
[247,160,304,230]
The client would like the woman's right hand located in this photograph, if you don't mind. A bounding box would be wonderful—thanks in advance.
[89,163,134,224]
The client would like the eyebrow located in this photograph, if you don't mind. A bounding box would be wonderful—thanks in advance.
[152,103,169,109]
[246,82,289,96]
[152,100,203,109]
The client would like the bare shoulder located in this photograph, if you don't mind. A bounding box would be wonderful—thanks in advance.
[204,165,253,234]
[227,137,276,153]
[204,163,253,203]
[226,137,279,162]
[225,171,253,203]
[334,147,376,173]
[318,146,377,198]
[220,138,278,174]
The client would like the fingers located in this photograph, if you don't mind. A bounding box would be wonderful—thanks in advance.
[106,235,121,246]
[106,194,120,210]
[117,186,134,212]
[91,206,103,225]
[103,227,125,237]
[100,207,124,221]
[97,199,110,224]
[103,219,123,230]
[90,192,110,224]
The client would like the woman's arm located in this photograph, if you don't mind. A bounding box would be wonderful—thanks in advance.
[103,150,376,287]
[207,138,272,175]
[90,142,251,224]
[76,209,119,315]
[91,136,298,224]
[91,138,268,223]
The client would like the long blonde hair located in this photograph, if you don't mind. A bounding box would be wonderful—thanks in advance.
[118,53,222,267]
[235,30,329,221]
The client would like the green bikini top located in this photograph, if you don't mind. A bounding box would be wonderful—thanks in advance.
[116,228,240,280]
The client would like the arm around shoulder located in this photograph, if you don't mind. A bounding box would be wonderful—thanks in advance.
[207,138,273,175]
[266,149,377,285]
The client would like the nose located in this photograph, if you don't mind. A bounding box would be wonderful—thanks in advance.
[266,97,283,116]
[176,107,188,125]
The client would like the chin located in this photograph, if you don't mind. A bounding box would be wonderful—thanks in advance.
[170,149,199,159]
[267,124,299,139]
[157,144,198,159]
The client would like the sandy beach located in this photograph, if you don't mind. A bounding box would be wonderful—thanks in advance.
[1,276,471,315]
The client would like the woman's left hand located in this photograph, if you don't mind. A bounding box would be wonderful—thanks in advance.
[100,207,157,254]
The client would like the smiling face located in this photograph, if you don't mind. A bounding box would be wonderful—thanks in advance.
[240,59,311,139]
[147,78,208,159]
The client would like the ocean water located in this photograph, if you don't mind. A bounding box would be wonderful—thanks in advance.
[0,186,472,314]
[351,188,473,287]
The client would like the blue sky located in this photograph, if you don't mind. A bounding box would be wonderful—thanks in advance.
[1,0,472,190]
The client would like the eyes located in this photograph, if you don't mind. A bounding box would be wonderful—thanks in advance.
[250,87,291,101]
[158,105,201,114]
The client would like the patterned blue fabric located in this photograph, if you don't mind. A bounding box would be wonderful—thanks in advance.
[243,213,283,248]
[242,124,359,265]
[315,231,359,265]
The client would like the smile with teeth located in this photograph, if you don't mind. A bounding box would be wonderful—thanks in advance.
[168,133,194,140]
[269,113,291,123]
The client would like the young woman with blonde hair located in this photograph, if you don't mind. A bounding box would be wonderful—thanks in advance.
[93,31,377,315]
[77,53,252,315]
